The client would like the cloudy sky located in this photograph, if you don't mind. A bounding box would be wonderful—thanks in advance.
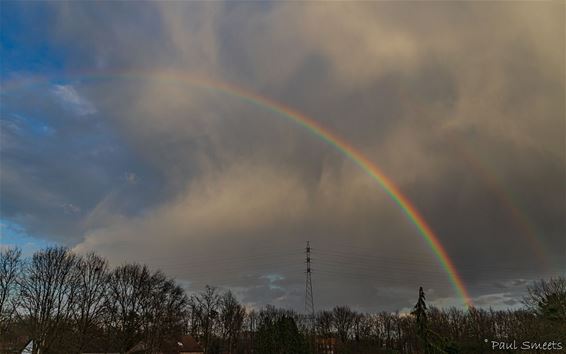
[1,1,564,312]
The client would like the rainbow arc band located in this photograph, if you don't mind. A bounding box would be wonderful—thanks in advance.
[1,71,474,307]
[398,88,548,270]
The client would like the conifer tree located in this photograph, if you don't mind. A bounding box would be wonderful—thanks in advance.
[412,286,430,353]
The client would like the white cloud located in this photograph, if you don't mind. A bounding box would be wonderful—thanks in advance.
[51,84,97,116]
[60,203,81,215]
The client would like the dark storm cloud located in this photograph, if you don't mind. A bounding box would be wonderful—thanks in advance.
[1,1,564,311]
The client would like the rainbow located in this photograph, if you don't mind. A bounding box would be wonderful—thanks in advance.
[398,89,550,270]
[450,140,548,268]
[1,71,474,307]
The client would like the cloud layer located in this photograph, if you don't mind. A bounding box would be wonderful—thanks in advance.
[1,1,564,311]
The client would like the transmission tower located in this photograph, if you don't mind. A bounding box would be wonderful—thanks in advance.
[305,241,315,326]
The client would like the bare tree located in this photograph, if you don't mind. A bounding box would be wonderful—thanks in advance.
[219,290,245,354]
[142,270,188,352]
[105,263,152,352]
[17,247,79,353]
[72,252,110,352]
[190,285,220,353]
[352,311,372,342]
[376,311,394,349]
[0,247,21,332]
[315,310,334,338]
[332,305,355,343]
[242,309,258,353]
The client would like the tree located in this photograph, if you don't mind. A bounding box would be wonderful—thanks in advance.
[315,310,334,338]
[17,247,79,353]
[242,309,258,353]
[105,262,189,353]
[523,276,566,322]
[142,270,188,352]
[412,286,430,353]
[352,311,372,342]
[376,311,395,350]
[219,290,245,354]
[0,247,21,333]
[72,252,109,352]
[332,305,356,343]
[255,306,307,354]
[190,285,221,353]
[522,276,566,341]
[105,263,152,352]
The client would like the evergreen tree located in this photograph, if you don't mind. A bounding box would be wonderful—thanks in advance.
[523,276,566,341]
[523,277,566,322]
[412,286,431,353]
[255,308,307,354]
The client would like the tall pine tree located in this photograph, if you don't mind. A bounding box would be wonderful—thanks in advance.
[412,286,430,353]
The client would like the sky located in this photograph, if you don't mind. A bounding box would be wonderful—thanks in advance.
[0,1,564,313]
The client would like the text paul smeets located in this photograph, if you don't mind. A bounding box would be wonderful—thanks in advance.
[489,340,563,351]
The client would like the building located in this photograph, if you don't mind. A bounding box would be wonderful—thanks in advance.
[79,339,120,354]
[162,335,204,354]
[81,345,120,354]
[315,336,338,354]
[127,335,204,354]
[0,336,32,354]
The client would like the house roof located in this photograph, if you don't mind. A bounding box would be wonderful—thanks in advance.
[128,335,203,354]
[80,339,121,353]
[162,335,203,353]
[0,336,32,353]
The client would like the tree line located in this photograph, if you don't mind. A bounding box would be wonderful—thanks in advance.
[1,246,564,353]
